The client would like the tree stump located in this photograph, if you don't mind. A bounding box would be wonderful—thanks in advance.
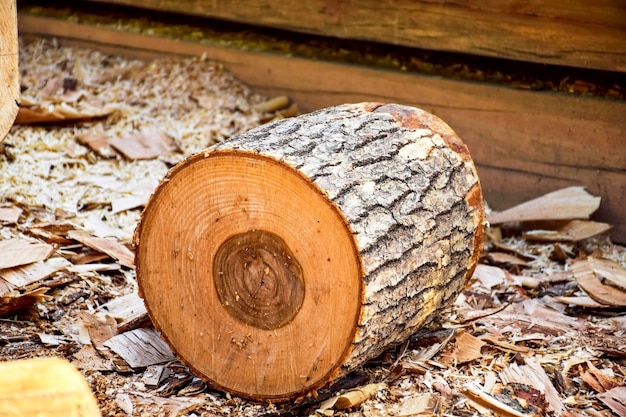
[134,102,485,401]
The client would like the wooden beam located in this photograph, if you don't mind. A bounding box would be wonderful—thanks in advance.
[81,0,626,72]
[17,13,626,243]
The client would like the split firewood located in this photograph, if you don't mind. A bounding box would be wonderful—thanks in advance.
[134,102,485,401]
[0,357,101,417]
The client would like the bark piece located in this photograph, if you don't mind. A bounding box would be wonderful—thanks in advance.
[134,102,484,401]
[0,358,101,417]
[103,327,176,368]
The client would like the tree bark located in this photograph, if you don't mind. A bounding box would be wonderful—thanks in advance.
[134,102,485,401]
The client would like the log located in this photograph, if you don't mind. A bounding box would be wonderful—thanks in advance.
[0,0,19,142]
[134,103,485,401]
[0,358,101,417]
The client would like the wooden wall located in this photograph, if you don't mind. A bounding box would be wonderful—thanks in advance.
[85,0,626,72]
[17,3,626,243]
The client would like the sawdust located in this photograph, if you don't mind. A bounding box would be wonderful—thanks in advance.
[1,40,625,417]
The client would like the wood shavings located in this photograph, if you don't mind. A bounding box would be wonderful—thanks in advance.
[1,39,624,417]
[488,187,600,224]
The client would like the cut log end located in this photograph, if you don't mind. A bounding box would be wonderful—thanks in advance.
[135,150,363,400]
[135,102,485,401]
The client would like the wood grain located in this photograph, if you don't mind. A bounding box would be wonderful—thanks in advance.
[17,13,626,243]
[82,0,626,72]
[0,0,19,142]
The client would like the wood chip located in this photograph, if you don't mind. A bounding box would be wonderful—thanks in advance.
[459,384,530,417]
[14,103,114,125]
[597,386,626,417]
[487,252,530,266]
[488,187,600,224]
[317,383,386,411]
[397,393,436,416]
[103,328,175,368]
[571,257,626,307]
[500,357,566,416]
[99,292,148,332]
[580,361,617,393]
[0,238,55,270]
[76,129,118,158]
[523,220,611,242]
[0,257,71,294]
[68,230,134,269]
[109,127,179,160]
[0,206,22,223]
[0,287,50,317]
[440,330,486,364]
[551,295,610,308]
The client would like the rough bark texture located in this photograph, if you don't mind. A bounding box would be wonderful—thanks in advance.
[135,102,484,401]
[212,102,484,373]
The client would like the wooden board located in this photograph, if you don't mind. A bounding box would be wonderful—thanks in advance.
[17,13,626,244]
[82,0,626,72]
[0,0,19,142]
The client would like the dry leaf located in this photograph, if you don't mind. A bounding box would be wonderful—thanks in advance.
[488,187,600,224]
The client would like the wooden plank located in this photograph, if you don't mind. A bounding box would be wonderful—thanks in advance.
[17,14,626,243]
[82,0,626,72]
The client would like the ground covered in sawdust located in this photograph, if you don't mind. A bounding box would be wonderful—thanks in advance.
[1,40,625,417]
